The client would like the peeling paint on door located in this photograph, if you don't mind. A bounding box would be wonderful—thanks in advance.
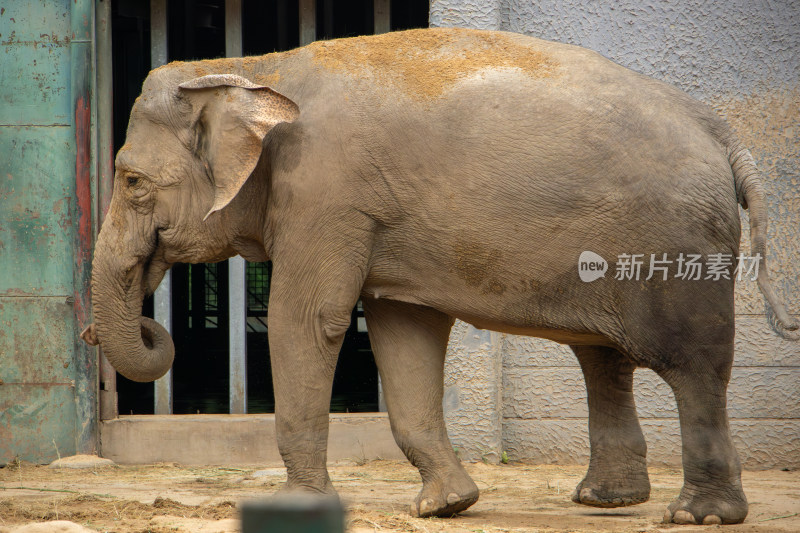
[0,0,97,463]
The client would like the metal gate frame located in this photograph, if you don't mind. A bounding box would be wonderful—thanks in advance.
[97,0,392,421]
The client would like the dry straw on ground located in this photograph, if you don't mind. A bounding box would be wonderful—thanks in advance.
[1,459,798,532]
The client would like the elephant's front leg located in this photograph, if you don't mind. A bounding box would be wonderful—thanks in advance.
[363,298,479,517]
[268,260,364,494]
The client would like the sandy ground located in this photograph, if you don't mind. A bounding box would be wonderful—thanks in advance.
[0,459,798,532]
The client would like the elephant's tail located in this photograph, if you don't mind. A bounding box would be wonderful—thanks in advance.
[728,141,798,340]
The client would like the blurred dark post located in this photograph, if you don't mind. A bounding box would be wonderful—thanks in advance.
[241,495,345,533]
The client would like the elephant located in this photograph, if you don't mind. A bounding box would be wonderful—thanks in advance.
[80,28,797,525]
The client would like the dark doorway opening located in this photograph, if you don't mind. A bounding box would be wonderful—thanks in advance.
[317,0,374,40]
[167,0,226,61]
[242,0,300,55]
[391,0,430,31]
[111,0,428,416]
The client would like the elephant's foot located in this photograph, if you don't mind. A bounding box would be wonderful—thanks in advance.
[410,471,479,518]
[277,482,338,497]
[571,478,650,508]
[663,484,748,525]
[278,468,338,497]
[571,463,650,508]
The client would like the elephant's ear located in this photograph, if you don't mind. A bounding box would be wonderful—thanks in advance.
[178,74,299,220]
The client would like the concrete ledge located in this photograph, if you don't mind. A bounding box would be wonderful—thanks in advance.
[100,413,405,465]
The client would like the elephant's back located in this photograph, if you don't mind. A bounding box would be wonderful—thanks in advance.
[296,28,561,102]
[286,28,712,116]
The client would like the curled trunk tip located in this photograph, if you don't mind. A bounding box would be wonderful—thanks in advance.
[112,316,175,382]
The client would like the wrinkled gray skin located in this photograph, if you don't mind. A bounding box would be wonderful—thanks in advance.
[81,28,798,525]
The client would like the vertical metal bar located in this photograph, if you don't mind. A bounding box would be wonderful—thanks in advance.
[72,0,98,455]
[225,0,247,414]
[374,0,390,34]
[151,0,172,415]
[96,0,117,420]
[378,376,387,412]
[153,273,173,414]
[299,0,316,45]
[225,0,242,57]
[228,257,247,413]
[150,0,168,67]
[95,0,114,242]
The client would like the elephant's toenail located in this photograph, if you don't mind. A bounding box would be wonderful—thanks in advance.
[673,510,697,524]
[410,502,419,517]
[703,514,722,525]
[663,509,673,523]
[579,488,595,501]
[570,489,581,503]
[419,498,435,515]
[447,492,460,505]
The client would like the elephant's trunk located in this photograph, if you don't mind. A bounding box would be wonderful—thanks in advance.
[86,230,174,382]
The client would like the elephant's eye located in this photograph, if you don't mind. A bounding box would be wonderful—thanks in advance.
[127,176,140,187]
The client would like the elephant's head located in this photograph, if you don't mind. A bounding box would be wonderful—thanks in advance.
[81,72,299,382]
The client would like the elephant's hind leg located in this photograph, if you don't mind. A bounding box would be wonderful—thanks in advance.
[656,348,747,525]
[571,345,651,507]
[626,280,746,524]
[363,298,479,518]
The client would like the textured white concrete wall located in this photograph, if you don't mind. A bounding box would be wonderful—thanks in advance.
[443,322,503,462]
[434,0,800,468]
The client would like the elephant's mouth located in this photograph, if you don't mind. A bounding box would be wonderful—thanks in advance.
[142,248,172,296]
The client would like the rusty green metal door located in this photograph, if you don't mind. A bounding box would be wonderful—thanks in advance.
[0,0,97,463]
